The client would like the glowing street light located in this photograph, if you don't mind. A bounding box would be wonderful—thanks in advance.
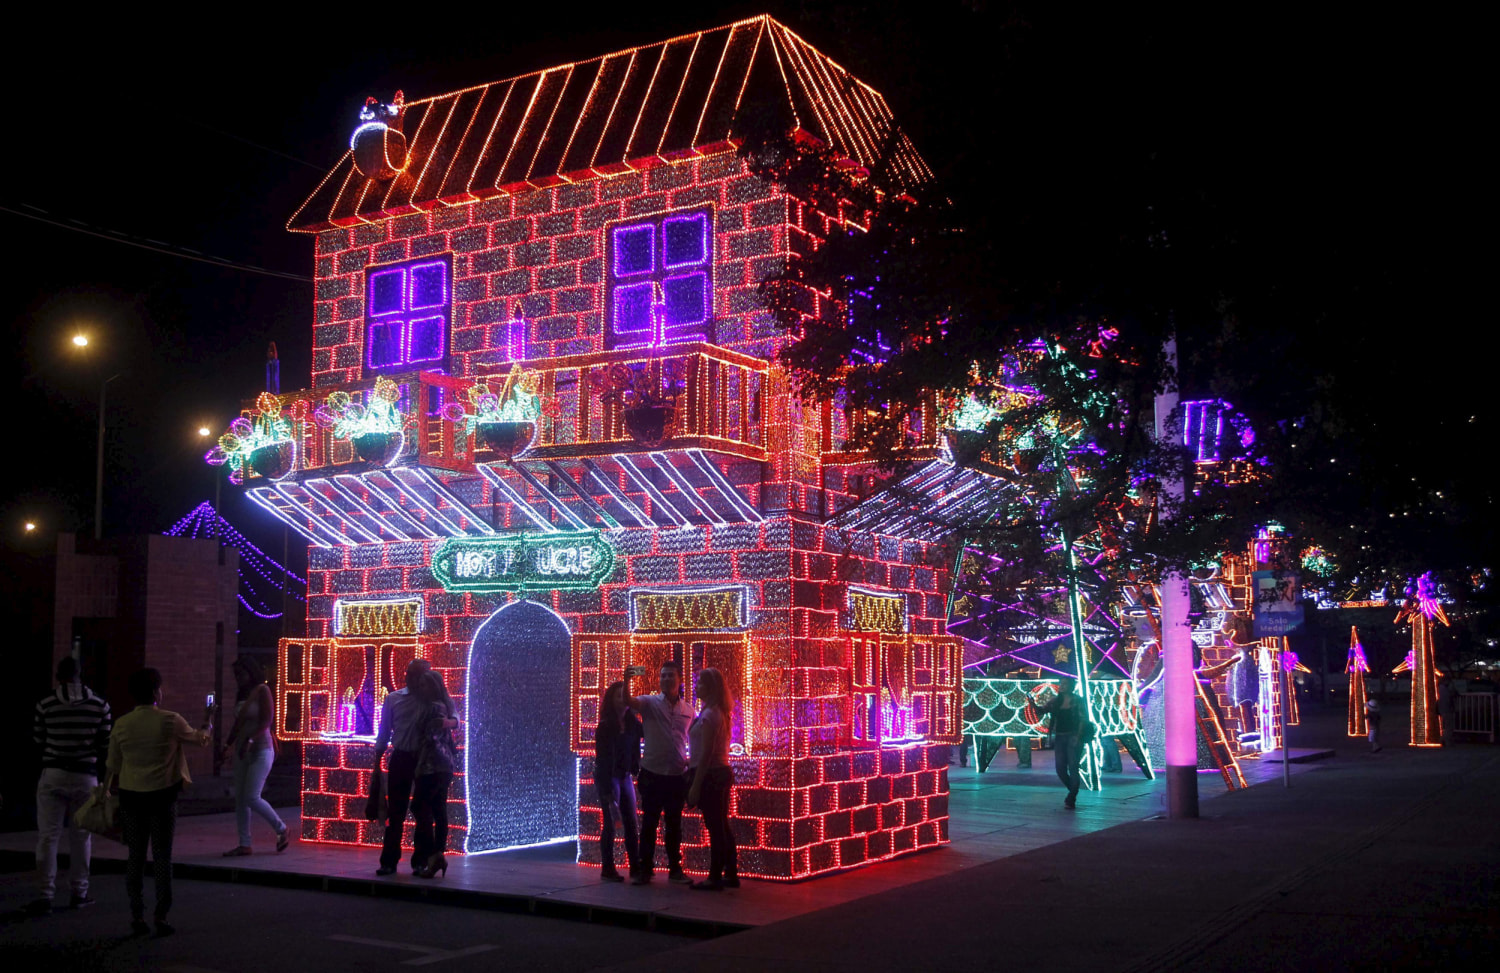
[24,521,36,532]
[72,334,89,348]
[198,426,212,438]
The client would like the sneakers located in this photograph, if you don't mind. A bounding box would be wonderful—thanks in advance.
[154,919,176,938]
[1063,796,1077,809]
[24,898,51,916]
[600,869,625,883]
[631,872,653,885]
[722,876,740,888]
[130,919,151,937]
[668,869,693,885]
[69,893,96,909]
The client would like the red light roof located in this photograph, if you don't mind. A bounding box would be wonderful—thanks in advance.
[289,15,931,231]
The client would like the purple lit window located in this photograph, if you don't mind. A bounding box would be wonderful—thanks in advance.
[606,207,712,349]
[364,255,452,374]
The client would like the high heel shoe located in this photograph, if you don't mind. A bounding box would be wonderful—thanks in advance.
[415,853,448,879]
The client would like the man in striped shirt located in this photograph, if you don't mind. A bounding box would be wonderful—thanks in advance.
[30,657,112,915]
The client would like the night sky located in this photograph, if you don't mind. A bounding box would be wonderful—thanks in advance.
[4,5,1482,563]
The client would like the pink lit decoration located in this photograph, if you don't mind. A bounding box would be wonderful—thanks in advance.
[1394,573,1448,747]
[261,17,960,879]
[1347,626,1369,737]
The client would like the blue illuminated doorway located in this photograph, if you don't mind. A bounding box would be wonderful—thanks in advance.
[464,599,575,853]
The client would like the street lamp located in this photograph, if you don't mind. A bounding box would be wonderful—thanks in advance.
[24,521,37,533]
[72,331,121,541]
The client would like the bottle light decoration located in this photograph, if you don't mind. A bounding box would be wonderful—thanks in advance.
[1347,626,1369,737]
[1394,573,1448,748]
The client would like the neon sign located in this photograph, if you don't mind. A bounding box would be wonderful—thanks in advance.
[432,532,616,592]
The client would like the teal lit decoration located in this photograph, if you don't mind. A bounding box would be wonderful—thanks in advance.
[962,677,1153,778]
[205,391,300,485]
[433,531,616,592]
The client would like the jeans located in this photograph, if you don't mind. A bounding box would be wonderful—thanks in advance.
[595,773,639,874]
[121,785,180,921]
[233,746,286,846]
[1013,736,1032,768]
[1053,732,1082,800]
[636,768,687,876]
[35,768,96,899]
[380,749,419,869]
[412,771,453,864]
[696,766,737,883]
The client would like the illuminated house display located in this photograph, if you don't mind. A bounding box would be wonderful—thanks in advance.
[248,16,961,879]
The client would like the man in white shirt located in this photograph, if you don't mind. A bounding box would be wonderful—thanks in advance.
[627,660,694,885]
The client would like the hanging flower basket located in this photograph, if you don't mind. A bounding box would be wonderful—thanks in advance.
[249,440,294,479]
[623,404,675,448]
[477,420,535,461]
[353,430,404,465]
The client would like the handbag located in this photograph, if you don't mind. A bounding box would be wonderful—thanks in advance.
[74,785,121,841]
[364,770,388,823]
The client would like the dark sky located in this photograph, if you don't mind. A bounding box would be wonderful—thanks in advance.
[3,5,1480,554]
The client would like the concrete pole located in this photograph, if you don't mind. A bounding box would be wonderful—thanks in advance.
[1155,339,1198,818]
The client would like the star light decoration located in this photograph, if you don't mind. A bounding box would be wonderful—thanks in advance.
[205,392,303,484]
[1394,572,1449,747]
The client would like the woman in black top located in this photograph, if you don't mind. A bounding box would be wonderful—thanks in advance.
[594,681,643,881]
[410,670,459,879]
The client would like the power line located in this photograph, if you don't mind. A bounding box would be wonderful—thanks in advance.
[0,203,312,282]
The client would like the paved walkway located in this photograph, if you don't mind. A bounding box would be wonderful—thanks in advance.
[596,709,1500,971]
[0,734,1294,936]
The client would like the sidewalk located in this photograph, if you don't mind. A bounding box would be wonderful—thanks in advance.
[0,732,1297,938]
[596,710,1500,971]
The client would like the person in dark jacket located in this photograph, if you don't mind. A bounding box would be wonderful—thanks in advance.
[594,681,643,882]
[1035,676,1086,808]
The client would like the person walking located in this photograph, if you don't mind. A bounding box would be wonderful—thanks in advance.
[105,667,213,937]
[685,668,738,891]
[593,681,642,882]
[1437,678,1456,746]
[410,670,459,879]
[627,660,694,885]
[1035,676,1085,808]
[1366,694,1382,752]
[372,658,432,876]
[28,657,112,915]
[221,657,289,857]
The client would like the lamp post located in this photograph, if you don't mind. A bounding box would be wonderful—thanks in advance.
[72,333,120,542]
[198,425,224,562]
[94,372,122,541]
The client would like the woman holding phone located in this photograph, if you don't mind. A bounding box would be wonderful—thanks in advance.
[220,656,289,856]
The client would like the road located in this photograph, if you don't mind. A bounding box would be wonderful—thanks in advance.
[0,874,695,972]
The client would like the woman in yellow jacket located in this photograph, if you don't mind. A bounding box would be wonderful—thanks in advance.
[105,667,213,937]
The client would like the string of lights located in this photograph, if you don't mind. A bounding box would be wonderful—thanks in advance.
[166,502,308,618]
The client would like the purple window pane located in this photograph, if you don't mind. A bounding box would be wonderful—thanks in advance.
[663,213,707,268]
[368,319,405,368]
[409,262,447,310]
[406,314,446,363]
[613,224,654,277]
[369,269,406,316]
[662,272,708,327]
[613,282,655,339]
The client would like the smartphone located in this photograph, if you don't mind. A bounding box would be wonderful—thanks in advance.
[205,693,216,708]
